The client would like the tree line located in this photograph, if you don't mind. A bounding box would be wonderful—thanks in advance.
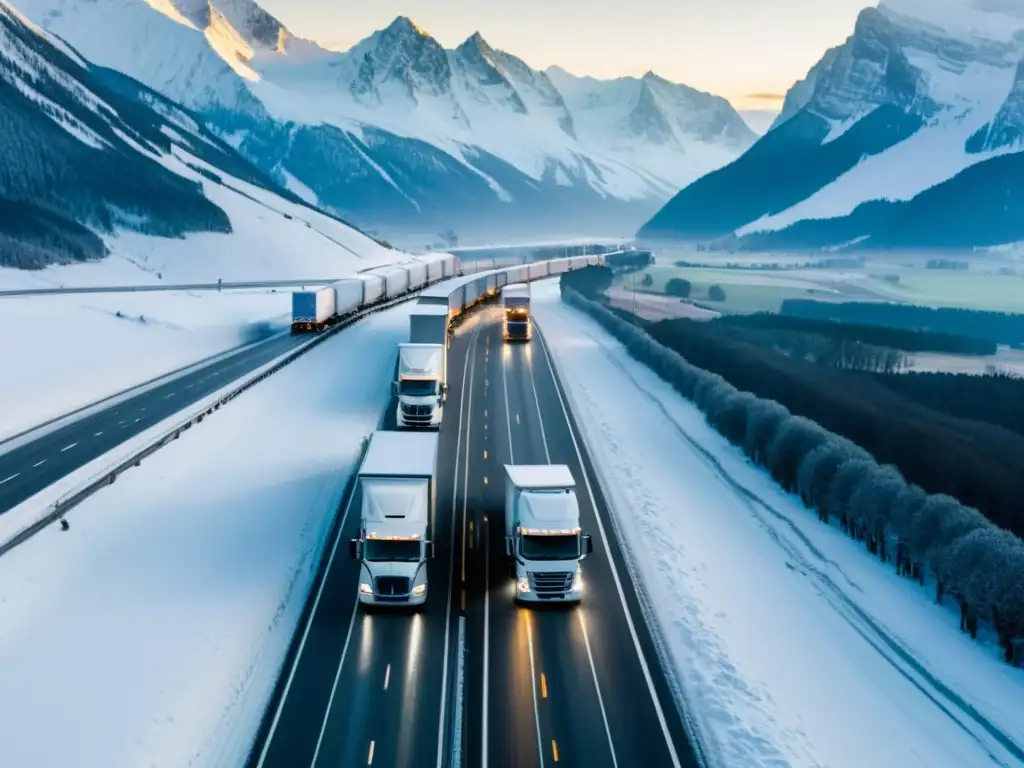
[782,300,1024,346]
[715,313,997,356]
[561,267,1024,665]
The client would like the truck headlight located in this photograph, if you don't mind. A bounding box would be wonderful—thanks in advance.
[359,582,373,595]
[517,578,530,593]
[571,568,583,592]
[412,584,426,596]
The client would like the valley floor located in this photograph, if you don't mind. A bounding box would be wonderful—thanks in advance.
[534,280,1024,768]
[0,302,411,768]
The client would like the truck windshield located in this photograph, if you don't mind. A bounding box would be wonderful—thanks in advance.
[364,540,422,561]
[520,534,580,560]
[399,380,438,397]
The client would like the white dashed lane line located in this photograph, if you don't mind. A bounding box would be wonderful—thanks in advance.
[33,460,46,468]
[60,443,77,452]
[0,473,19,485]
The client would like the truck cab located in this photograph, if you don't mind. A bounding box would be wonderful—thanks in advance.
[349,432,438,608]
[504,465,593,603]
[395,343,446,428]
[502,283,531,342]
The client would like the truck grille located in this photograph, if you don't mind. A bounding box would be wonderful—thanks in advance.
[529,571,573,598]
[375,576,411,600]
[401,403,435,426]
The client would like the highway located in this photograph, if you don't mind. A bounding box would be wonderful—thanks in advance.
[249,303,699,768]
[0,279,337,298]
[0,332,306,515]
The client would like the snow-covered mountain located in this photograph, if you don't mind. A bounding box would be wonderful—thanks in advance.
[640,0,1024,250]
[13,1,755,244]
[0,0,399,279]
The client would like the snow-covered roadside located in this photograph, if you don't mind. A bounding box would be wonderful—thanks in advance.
[533,280,1024,768]
[0,288,293,442]
[0,301,412,768]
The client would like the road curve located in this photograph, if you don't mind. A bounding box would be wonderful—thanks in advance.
[0,333,306,515]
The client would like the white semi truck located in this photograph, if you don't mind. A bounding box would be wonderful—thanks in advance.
[396,306,449,428]
[503,465,593,603]
[502,283,531,341]
[349,431,438,608]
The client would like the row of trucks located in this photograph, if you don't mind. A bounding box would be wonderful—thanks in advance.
[347,433,593,607]
[347,281,591,609]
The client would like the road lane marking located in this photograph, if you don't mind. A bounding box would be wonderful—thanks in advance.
[501,351,515,463]
[0,473,19,485]
[164,392,176,399]
[94,432,103,437]
[441,324,482,768]
[525,614,547,768]
[33,460,46,468]
[383,664,391,691]
[552,741,559,762]
[483,476,488,485]
[60,443,77,452]
[134,419,141,424]
[308,597,359,767]
[541,673,548,698]
[526,354,552,462]
[483,449,487,459]
[516,413,520,424]
[253,460,363,768]
[367,741,375,765]
[578,611,620,768]
[535,327,685,768]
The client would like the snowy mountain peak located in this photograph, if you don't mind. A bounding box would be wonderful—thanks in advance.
[349,15,452,103]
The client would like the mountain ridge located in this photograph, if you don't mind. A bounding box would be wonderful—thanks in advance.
[13,0,755,245]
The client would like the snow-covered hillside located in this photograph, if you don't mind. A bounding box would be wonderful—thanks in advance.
[0,0,400,281]
[640,0,1024,250]
[13,1,755,243]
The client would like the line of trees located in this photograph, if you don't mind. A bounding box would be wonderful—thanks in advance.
[560,267,1024,664]
[782,300,1024,346]
[716,313,997,356]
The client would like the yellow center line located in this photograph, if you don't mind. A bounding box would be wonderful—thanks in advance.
[552,740,559,762]
[367,741,375,765]
[540,673,548,698]
[483,449,488,460]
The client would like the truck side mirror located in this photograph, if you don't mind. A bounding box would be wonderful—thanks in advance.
[582,534,593,558]
[426,540,435,559]
[349,539,361,559]
[504,536,513,558]
[391,382,399,397]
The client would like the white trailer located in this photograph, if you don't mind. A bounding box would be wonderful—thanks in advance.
[503,465,592,603]
[402,260,429,290]
[291,286,335,333]
[349,431,438,608]
[329,279,364,317]
[365,265,410,299]
[355,273,386,305]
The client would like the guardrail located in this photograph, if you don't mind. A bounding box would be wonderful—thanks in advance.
[0,289,424,557]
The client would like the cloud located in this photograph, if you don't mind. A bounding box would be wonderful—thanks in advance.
[745,92,786,102]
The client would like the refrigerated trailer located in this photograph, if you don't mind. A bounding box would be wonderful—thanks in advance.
[504,465,592,603]
[291,287,335,333]
[349,431,438,608]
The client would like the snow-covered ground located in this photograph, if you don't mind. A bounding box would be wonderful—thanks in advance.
[0,300,411,768]
[0,288,292,442]
[533,280,1024,768]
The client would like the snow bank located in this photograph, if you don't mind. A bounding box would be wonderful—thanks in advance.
[0,289,291,442]
[0,301,411,768]
[533,280,1024,768]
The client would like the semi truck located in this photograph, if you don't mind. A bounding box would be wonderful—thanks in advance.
[503,465,593,603]
[396,306,449,428]
[349,431,438,608]
[291,286,335,333]
[502,283,531,341]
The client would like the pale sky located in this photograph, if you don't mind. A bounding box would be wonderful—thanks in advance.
[259,0,871,110]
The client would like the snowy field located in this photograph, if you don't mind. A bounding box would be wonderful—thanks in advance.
[533,280,1024,768]
[0,302,412,768]
[0,288,293,442]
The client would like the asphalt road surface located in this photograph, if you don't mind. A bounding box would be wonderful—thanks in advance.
[249,303,699,768]
[0,333,307,515]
